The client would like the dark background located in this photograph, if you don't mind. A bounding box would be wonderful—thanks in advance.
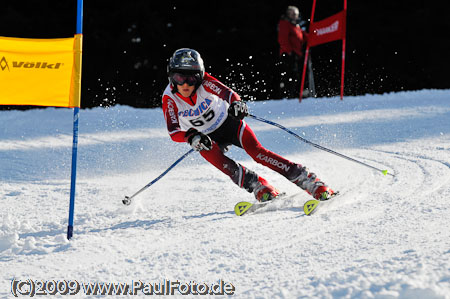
[1,0,449,109]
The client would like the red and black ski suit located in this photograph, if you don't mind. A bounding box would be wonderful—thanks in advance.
[162,72,326,197]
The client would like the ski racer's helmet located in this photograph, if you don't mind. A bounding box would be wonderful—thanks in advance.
[167,48,204,90]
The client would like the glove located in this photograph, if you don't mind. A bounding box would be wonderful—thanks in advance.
[185,128,212,151]
[228,101,249,120]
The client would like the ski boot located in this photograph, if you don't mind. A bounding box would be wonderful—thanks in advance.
[288,165,335,200]
[233,165,281,202]
[313,185,335,201]
[253,177,280,202]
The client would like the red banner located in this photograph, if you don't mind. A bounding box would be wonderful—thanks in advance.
[308,10,346,47]
[300,0,347,102]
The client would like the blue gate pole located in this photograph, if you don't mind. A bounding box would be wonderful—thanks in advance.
[67,0,83,240]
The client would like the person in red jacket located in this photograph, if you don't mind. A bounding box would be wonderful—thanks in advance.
[162,48,334,202]
[277,6,308,98]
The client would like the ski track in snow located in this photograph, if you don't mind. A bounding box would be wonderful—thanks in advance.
[1,89,450,298]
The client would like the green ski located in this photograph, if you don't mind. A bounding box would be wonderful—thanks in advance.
[303,192,340,215]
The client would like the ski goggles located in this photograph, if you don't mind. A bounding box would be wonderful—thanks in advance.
[171,73,200,86]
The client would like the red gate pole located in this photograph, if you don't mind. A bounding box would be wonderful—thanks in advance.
[300,0,317,102]
[340,0,347,100]
[299,47,310,102]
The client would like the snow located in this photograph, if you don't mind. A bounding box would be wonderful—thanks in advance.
[1,89,450,298]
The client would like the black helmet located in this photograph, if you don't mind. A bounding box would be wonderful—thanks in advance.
[167,48,204,88]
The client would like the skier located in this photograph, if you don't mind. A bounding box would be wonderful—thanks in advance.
[162,48,334,202]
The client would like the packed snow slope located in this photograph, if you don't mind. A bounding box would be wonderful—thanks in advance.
[1,89,450,298]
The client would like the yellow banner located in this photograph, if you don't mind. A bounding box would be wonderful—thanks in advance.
[0,34,82,108]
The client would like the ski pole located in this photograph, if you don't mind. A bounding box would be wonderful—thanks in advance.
[122,148,195,205]
[248,114,394,177]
